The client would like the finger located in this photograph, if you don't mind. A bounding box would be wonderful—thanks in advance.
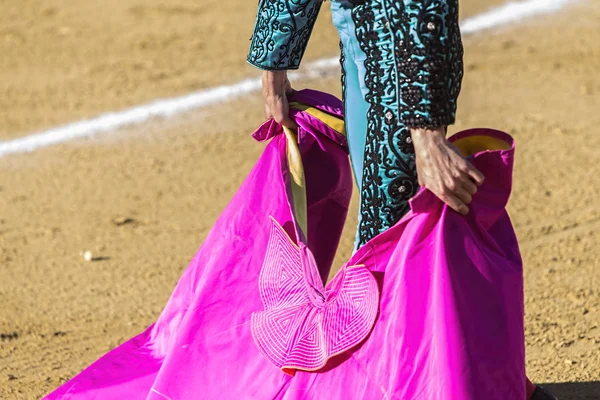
[280,116,298,129]
[271,101,298,129]
[441,192,469,215]
[464,161,485,185]
[270,98,288,123]
[461,176,478,195]
[454,187,473,205]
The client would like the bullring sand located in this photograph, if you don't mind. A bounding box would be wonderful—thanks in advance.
[0,0,599,398]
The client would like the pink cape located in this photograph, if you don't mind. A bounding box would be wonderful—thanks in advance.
[45,90,525,400]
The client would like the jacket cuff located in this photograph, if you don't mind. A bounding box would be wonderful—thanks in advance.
[247,0,322,71]
[399,0,464,129]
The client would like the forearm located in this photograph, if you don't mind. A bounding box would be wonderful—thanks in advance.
[248,0,323,71]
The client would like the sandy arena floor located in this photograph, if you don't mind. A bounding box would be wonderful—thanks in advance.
[0,0,599,399]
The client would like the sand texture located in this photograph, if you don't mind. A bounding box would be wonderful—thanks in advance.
[0,0,599,399]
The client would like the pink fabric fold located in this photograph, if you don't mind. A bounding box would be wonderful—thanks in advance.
[44,90,525,400]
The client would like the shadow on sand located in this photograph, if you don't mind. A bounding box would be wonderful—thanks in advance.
[543,381,600,400]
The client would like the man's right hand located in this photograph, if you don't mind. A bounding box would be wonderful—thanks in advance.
[262,70,297,129]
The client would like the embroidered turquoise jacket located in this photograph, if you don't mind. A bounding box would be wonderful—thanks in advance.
[247,0,463,129]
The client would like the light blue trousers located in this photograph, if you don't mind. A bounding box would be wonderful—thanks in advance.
[330,0,463,250]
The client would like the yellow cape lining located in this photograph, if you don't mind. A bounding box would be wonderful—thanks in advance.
[453,135,511,157]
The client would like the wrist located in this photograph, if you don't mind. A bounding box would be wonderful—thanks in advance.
[262,70,288,89]
[410,126,445,138]
[262,70,287,79]
[410,126,446,148]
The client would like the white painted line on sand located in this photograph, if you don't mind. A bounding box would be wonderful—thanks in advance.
[461,0,571,34]
[0,0,572,158]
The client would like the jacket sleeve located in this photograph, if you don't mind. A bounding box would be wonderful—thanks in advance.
[399,0,464,129]
[247,0,323,70]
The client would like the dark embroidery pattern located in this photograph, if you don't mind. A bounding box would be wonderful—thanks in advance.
[349,0,463,247]
[399,0,463,128]
[340,41,347,106]
[248,0,323,70]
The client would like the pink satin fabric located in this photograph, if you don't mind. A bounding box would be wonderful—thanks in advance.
[251,218,380,376]
[45,90,525,400]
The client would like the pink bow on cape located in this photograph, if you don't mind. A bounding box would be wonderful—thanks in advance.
[251,217,379,376]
